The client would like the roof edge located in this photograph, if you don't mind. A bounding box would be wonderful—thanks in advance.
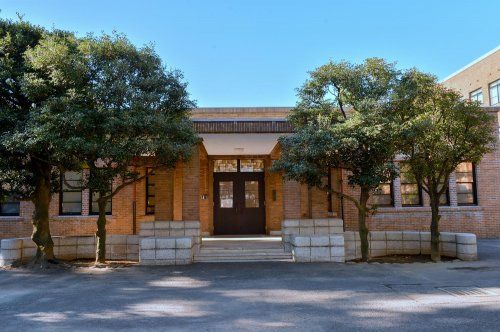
[440,45,500,83]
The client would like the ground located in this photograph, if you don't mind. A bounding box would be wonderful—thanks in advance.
[1,240,500,331]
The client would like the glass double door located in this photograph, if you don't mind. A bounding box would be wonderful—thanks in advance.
[214,172,265,235]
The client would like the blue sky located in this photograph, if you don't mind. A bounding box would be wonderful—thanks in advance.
[2,1,499,107]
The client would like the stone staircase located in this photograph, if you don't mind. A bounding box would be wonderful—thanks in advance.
[194,236,293,263]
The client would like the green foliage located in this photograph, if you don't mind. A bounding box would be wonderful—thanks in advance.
[274,58,400,199]
[394,70,496,196]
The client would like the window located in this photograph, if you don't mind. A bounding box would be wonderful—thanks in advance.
[214,160,237,172]
[245,181,260,207]
[470,89,483,105]
[146,169,155,215]
[490,80,500,106]
[90,187,112,215]
[60,171,83,215]
[438,180,450,206]
[399,163,422,206]
[240,159,264,172]
[456,162,477,205]
[0,195,20,216]
[219,181,233,208]
[372,182,393,207]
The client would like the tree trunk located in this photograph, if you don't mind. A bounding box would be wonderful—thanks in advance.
[430,195,441,262]
[358,187,370,261]
[95,196,107,265]
[31,162,56,266]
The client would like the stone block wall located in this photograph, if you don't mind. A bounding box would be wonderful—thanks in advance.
[139,237,194,265]
[290,235,345,262]
[139,221,201,252]
[282,218,343,252]
[344,231,478,261]
[0,235,139,266]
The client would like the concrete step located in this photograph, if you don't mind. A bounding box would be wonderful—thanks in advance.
[194,246,292,262]
[194,255,293,263]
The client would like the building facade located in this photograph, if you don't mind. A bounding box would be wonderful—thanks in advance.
[1,49,499,240]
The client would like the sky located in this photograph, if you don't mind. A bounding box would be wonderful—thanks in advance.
[1,0,499,107]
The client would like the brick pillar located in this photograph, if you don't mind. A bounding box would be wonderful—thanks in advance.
[173,165,183,221]
[182,146,200,220]
[155,167,173,221]
[283,180,301,219]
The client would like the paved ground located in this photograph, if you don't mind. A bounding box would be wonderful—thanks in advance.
[1,240,500,331]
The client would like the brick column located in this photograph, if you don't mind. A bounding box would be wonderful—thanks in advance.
[173,165,183,221]
[155,167,173,221]
[182,146,200,220]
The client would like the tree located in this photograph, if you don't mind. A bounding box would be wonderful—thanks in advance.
[392,70,496,261]
[26,33,198,264]
[273,58,400,261]
[0,18,81,265]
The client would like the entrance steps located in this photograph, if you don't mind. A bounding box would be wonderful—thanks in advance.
[194,236,293,263]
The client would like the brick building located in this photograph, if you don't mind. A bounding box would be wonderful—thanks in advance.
[1,49,499,240]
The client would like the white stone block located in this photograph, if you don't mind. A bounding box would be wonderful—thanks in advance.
[299,227,314,236]
[330,235,344,247]
[282,227,298,235]
[127,253,139,261]
[127,236,139,245]
[270,230,282,236]
[386,231,403,241]
[330,246,345,257]
[185,228,200,237]
[420,241,431,254]
[184,221,200,228]
[139,229,154,237]
[370,249,387,257]
[22,247,37,259]
[330,256,345,263]
[314,227,330,235]
[155,249,175,260]
[176,249,192,260]
[21,238,37,248]
[155,221,171,229]
[299,219,315,227]
[440,232,456,243]
[291,236,311,247]
[1,239,22,250]
[440,242,457,256]
[140,222,154,230]
[140,238,156,250]
[60,237,77,246]
[155,229,170,237]
[310,247,330,262]
[386,241,403,251]
[370,241,387,250]
[283,219,299,227]
[170,229,185,237]
[456,233,476,245]
[140,259,157,265]
[176,237,192,249]
[369,232,386,241]
[420,232,431,242]
[403,241,420,254]
[457,253,477,261]
[76,245,95,259]
[314,219,330,227]
[293,247,311,262]
[139,249,156,260]
[311,236,330,247]
[0,249,21,260]
[58,245,77,259]
[77,236,95,245]
[457,244,477,255]
[329,226,344,234]
[170,221,185,229]
[403,231,420,242]
[343,232,356,241]
[156,238,176,249]
[107,235,128,245]
[328,218,343,227]
[127,244,139,255]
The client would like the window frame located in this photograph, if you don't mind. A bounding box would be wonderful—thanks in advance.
[59,171,83,216]
[456,162,478,206]
[145,168,156,215]
[0,196,20,216]
[372,181,394,207]
[489,79,500,106]
[469,88,483,104]
[89,189,113,216]
[399,163,423,207]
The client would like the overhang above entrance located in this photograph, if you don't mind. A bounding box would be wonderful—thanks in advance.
[199,133,284,155]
